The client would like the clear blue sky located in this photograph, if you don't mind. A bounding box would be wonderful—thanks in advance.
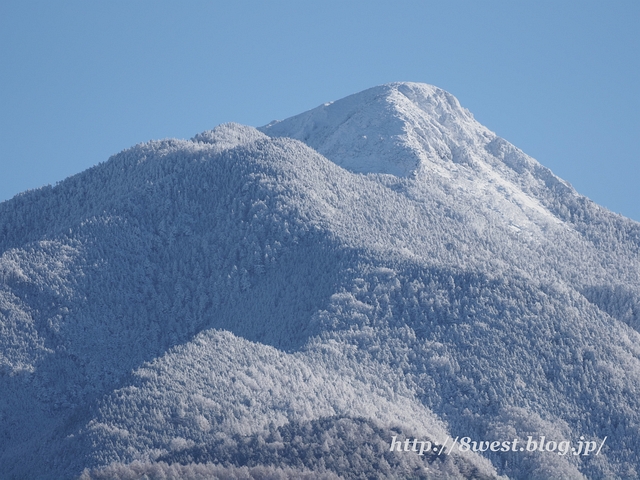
[1,1,639,221]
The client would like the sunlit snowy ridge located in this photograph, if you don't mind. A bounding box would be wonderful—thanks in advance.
[1,83,639,479]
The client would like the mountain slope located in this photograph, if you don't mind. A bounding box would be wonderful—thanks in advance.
[1,85,639,479]
[260,82,640,328]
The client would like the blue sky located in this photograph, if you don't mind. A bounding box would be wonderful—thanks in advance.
[1,1,639,221]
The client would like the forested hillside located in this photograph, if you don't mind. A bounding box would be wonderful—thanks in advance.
[1,84,639,479]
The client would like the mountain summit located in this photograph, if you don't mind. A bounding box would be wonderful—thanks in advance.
[261,82,487,177]
[261,82,576,232]
[1,83,640,479]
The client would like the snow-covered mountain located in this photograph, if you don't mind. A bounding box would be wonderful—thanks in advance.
[1,83,639,479]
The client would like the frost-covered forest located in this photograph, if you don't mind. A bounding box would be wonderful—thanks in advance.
[1,83,639,479]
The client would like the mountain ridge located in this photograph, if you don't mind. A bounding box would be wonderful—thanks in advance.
[1,83,639,479]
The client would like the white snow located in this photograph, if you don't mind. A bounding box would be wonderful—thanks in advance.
[1,82,640,479]
[260,82,565,234]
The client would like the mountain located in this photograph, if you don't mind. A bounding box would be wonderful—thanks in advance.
[1,82,639,479]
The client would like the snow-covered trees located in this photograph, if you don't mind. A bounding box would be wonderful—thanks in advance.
[1,87,640,479]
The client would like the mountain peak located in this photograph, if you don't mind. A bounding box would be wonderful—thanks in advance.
[191,122,268,153]
[259,82,484,177]
[259,82,574,230]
